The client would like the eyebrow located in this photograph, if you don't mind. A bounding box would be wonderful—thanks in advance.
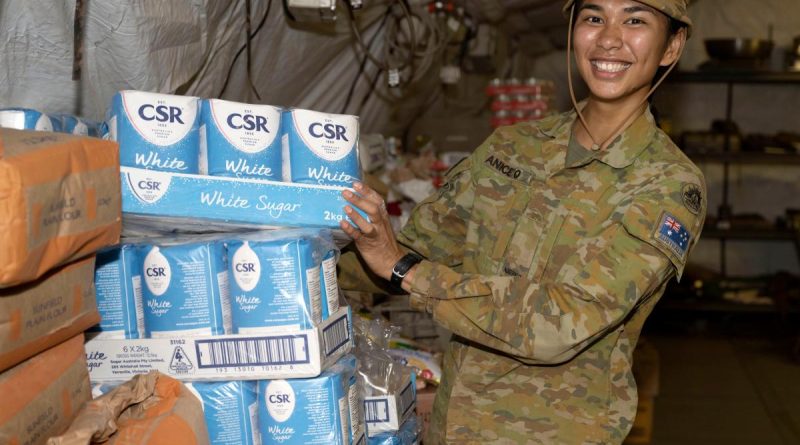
[579,3,659,15]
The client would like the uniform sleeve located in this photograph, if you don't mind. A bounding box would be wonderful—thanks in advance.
[408,171,707,365]
[337,132,489,293]
[396,152,476,266]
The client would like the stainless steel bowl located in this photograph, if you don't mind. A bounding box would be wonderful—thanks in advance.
[704,38,774,60]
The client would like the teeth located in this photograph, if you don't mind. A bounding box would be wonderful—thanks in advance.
[592,61,631,73]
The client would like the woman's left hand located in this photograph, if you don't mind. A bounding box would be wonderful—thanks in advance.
[340,182,405,281]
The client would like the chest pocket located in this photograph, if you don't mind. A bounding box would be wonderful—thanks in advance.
[469,170,527,275]
[502,188,567,280]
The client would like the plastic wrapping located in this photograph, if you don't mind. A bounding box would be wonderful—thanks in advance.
[282,108,362,186]
[367,416,422,445]
[228,230,341,333]
[257,355,357,445]
[354,317,417,437]
[93,229,343,338]
[140,240,230,338]
[0,107,54,131]
[200,99,283,180]
[108,91,201,173]
[90,245,145,339]
[186,380,260,445]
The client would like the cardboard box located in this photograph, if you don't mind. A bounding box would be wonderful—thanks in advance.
[415,386,437,440]
[0,335,91,445]
[365,375,417,437]
[0,129,121,287]
[0,255,99,372]
[85,307,354,382]
[120,166,366,232]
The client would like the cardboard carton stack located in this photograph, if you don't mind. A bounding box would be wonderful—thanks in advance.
[0,128,122,444]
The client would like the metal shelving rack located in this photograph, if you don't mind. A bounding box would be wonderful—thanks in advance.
[667,70,800,277]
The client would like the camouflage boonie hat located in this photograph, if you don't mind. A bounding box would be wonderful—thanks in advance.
[563,0,693,37]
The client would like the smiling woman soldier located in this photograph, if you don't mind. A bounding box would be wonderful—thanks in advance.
[338,0,706,443]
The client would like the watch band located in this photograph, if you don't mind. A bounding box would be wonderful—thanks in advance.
[389,253,423,292]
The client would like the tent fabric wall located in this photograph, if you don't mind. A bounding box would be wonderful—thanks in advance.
[0,0,428,134]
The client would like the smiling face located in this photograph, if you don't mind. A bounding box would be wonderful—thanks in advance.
[572,0,685,105]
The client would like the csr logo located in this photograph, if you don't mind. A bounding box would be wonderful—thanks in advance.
[138,104,185,124]
[146,267,167,277]
[234,262,256,273]
[269,394,291,403]
[137,180,161,191]
[308,123,348,141]
[227,113,269,132]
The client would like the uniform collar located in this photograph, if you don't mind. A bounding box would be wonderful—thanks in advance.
[539,104,658,169]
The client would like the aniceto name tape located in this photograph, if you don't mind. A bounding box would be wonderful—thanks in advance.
[282,108,361,186]
[201,99,282,180]
[91,245,145,339]
[109,91,201,173]
[186,380,260,445]
[141,241,231,338]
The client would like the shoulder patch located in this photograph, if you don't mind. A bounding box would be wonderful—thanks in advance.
[653,211,692,260]
[681,183,702,215]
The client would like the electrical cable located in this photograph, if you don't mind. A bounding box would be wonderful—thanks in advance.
[244,0,261,100]
[218,0,273,99]
[341,8,392,114]
[345,0,417,73]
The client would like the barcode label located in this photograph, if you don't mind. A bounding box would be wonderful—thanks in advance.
[399,381,415,416]
[322,315,350,357]
[364,399,390,423]
[306,266,322,325]
[196,335,310,368]
[348,380,364,440]
[217,271,232,333]
[338,396,349,443]
[322,256,340,315]
[131,275,145,338]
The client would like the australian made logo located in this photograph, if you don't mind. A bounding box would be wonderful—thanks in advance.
[168,346,194,374]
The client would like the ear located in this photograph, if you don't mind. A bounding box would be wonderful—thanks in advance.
[660,27,687,67]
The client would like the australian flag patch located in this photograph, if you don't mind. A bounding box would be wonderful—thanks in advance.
[655,212,691,259]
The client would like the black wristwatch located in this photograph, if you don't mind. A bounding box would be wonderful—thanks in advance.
[389,253,423,293]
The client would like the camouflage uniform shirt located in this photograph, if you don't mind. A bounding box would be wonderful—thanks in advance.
[396,107,706,444]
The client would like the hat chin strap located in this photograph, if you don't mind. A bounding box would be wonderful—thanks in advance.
[566,3,686,151]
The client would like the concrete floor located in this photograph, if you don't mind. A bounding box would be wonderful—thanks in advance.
[646,318,800,445]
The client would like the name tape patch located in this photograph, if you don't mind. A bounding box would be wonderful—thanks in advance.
[484,154,531,183]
